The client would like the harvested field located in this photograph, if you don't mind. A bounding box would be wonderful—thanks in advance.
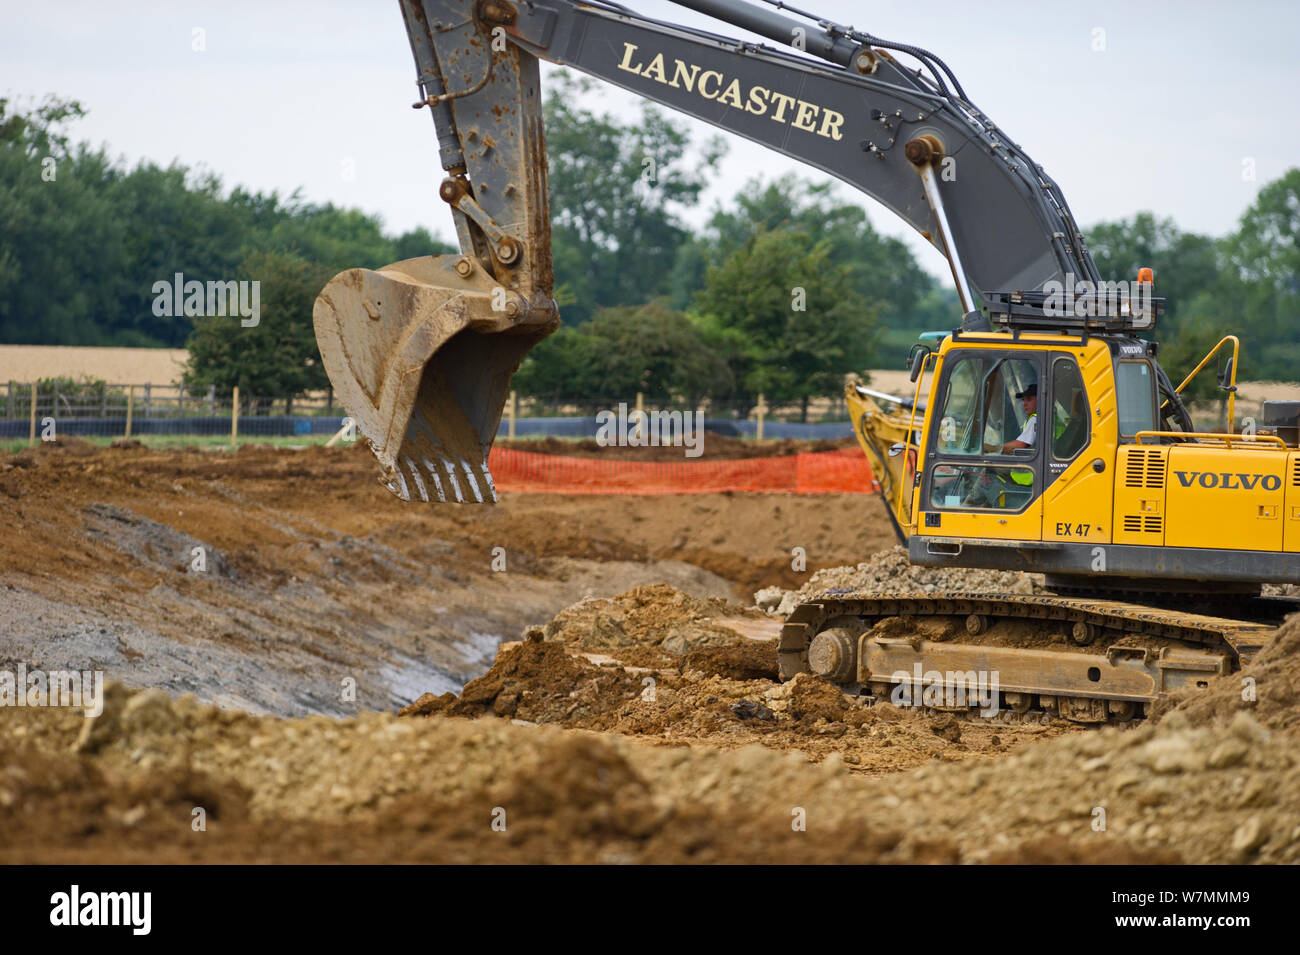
[0,345,188,384]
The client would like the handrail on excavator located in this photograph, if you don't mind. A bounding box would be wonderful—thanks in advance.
[1172,335,1241,430]
[1133,430,1285,449]
[901,351,937,529]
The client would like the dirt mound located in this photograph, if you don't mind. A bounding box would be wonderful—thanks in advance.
[6,681,1238,864]
[496,435,856,461]
[10,436,100,463]
[784,672,854,723]
[399,587,774,729]
[400,638,640,725]
[873,708,1299,864]
[682,642,778,681]
[984,839,1183,865]
[0,684,964,863]
[3,444,899,715]
[756,545,1038,614]
[1156,611,1300,737]
[540,584,761,653]
[404,584,1072,777]
[463,731,955,863]
[15,442,1291,864]
[0,744,253,864]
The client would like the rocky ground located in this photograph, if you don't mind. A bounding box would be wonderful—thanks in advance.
[4,604,1295,862]
[2,441,1297,863]
[0,439,892,715]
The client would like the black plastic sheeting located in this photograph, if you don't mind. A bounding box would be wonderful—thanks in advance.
[0,416,853,440]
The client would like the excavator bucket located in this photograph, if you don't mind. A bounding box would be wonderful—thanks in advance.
[845,375,923,542]
[314,255,556,503]
[314,0,557,503]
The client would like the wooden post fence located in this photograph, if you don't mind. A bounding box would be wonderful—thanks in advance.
[231,387,239,448]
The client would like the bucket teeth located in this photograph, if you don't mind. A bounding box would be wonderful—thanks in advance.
[385,452,497,504]
[313,254,557,506]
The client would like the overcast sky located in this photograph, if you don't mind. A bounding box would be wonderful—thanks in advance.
[4,0,1297,280]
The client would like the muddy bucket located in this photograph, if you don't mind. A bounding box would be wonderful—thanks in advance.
[313,254,558,503]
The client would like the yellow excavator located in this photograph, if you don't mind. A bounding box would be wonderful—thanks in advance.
[314,0,1297,722]
[820,323,1294,723]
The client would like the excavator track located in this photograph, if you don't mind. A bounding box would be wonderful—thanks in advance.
[779,591,1273,724]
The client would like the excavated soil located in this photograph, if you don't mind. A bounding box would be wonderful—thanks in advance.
[754,545,1041,616]
[1153,610,1300,737]
[6,657,1294,862]
[398,584,1073,777]
[0,439,894,715]
[3,441,1298,864]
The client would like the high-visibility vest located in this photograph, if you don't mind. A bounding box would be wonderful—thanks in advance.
[1010,413,1036,485]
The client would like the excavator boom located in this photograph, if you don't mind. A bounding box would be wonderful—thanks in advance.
[314,0,1098,501]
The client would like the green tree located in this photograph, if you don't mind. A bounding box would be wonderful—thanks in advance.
[1087,172,1300,387]
[184,252,334,408]
[694,227,878,419]
[1215,169,1300,380]
[580,302,728,405]
[510,324,596,406]
[1084,212,1221,336]
[672,176,936,330]
[512,301,729,406]
[544,70,724,324]
[103,163,265,346]
[0,97,130,345]
[0,94,85,157]
[258,204,398,271]
[0,97,459,349]
[393,226,457,262]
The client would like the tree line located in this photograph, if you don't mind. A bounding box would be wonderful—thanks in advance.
[3,78,1298,418]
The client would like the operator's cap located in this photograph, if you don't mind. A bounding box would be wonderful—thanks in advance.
[1016,384,1038,399]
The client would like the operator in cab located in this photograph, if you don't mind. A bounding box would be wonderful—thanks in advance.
[1000,384,1038,453]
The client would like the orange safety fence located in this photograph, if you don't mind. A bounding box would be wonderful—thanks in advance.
[486,447,876,494]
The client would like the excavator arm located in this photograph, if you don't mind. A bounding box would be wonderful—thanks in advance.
[314,0,1100,502]
[498,0,1099,299]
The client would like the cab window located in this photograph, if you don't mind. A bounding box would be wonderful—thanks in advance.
[928,351,1039,513]
[1116,360,1157,437]
[929,463,1035,510]
[1051,358,1089,460]
[935,355,1038,458]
